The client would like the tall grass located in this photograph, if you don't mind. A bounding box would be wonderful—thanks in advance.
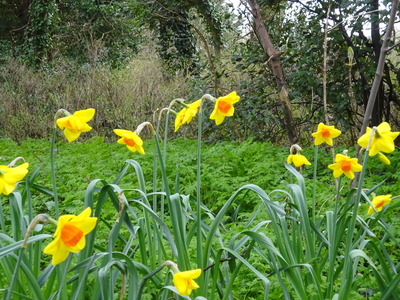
[0,50,193,142]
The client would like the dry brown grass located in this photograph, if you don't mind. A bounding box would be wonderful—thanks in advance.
[0,49,193,142]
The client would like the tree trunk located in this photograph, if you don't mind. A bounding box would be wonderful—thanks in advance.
[370,0,384,125]
[247,0,298,145]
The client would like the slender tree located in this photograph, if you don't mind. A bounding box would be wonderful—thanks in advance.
[245,0,298,144]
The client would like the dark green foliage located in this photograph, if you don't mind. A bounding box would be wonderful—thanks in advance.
[55,0,141,67]
[0,0,141,67]
[23,0,58,66]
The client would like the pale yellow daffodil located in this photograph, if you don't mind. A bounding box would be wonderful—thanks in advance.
[173,269,201,296]
[210,92,240,125]
[114,129,145,154]
[357,122,399,156]
[0,163,29,195]
[56,108,95,142]
[43,207,97,265]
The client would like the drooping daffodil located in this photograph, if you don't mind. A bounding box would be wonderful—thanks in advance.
[173,269,202,296]
[210,92,240,125]
[56,108,95,142]
[114,129,145,154]
[368,194,392,215]
[287,154,311,168]
[287,144,311,168]
[357,122,399,156]
[0,162,29,195]
[174,99,202,132]
[311,123,341,146]
[43,207,97,265]
[175,108,188,132]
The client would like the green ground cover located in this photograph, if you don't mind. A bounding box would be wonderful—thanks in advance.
[1,136,399,299]
[1,137,398,216]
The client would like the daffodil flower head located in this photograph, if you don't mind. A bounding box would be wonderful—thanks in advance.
[56,108,95,142]
[175,108,188,132]
[210,91,240,125]
[43,207,97,265]
[357,122,399,156]
[183,100,201,123]
[368,194,392,215]
[173,269,202,296]
[328,153,362,180]
[114,129,145,154]
[287,144,311,167]
[311,123,341,146]
[174,100,202,132]
[0,162,29,195]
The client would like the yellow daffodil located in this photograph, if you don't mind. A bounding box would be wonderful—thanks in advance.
[43,207,97,265]
[357,122,399,156]
[175,100,202,132]
[0,163,29,195]
[368,194,392,215]
[114,129,145,154]
[377,152,391,165]
[173,269,201,296]
[311,123,341,146]
[56,108,95,142]
[287,154,311,168]
[183,100,201,124]
[328,154,362,179]
[210,91,240,125]
[175,108,187,132]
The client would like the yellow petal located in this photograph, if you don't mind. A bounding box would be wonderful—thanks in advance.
[56,116,71,130]
[74,108,95,122]
[114,129,133,137]
[64,129,81,142]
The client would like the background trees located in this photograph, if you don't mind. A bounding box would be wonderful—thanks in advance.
[0,0,399,143]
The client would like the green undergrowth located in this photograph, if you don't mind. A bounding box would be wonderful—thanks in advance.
[1,137,400,299]
[1,137,399,217]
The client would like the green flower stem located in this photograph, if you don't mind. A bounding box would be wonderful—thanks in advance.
[196,99,204,293]
[50,127,59,218]
[312,145,318,247]
[154,135,189,271]
[338,149,369,298]
[333,176,342,218]
[326,176,341,298]
[161,109,171,220]
[0,196,5,232]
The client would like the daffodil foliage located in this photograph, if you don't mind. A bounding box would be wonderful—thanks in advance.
[0,103,399,300]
